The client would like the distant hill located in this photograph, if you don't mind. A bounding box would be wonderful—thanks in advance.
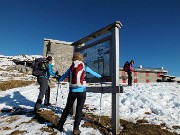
[0,54,42,69]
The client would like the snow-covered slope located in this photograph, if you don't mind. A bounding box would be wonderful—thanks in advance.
[0,82,179,134]
[0,54,180,134]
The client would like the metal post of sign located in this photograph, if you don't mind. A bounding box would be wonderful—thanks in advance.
[111,25,120,134]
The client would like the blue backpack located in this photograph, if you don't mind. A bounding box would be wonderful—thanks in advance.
[32,58,48,77]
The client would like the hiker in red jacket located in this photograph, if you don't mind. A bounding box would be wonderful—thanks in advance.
[57,52,101,135]
[128,60,134,86]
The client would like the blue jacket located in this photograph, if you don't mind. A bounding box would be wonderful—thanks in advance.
[59,66,101,92]
[47,63,56,78]
[41,63,56,78]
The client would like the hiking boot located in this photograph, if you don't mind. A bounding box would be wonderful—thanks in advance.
[56,123,63,132]
[73,129,81,135]
[44,103,52,106]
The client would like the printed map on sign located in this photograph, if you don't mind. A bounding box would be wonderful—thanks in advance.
[81,40,110,79]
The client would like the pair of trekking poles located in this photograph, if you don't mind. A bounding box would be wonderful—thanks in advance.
[55,81,63,104]
[52,81,63,123]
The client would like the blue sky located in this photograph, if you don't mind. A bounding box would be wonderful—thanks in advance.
[0,0,180,76]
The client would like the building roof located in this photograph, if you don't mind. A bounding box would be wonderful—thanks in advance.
[120,66,168,73]
[44,38,73,45]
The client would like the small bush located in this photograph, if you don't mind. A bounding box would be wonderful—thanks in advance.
[0,80,35,91]
[7,130,27,135]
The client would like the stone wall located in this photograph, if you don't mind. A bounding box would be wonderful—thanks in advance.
[135,71,161,83]
[43,38,73,75]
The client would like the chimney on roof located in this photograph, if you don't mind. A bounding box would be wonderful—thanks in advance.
[140,65,142,68]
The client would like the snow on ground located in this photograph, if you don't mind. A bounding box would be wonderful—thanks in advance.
[0,82,102,135]
[0,55,15,69]
[0,54,180,134]
[0,82,180,134]
[12,54,42,61]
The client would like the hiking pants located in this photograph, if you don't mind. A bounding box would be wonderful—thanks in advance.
[58,92,86,130]
[128,71,132,85]
[34,77,50,110]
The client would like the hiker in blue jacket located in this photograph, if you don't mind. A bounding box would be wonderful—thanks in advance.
[34,56,59,113]
[57,52,101,135]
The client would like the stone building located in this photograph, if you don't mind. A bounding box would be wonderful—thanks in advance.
[43,38,73,75]
[43,38,171,83]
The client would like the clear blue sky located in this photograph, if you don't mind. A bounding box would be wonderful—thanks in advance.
[0,0,180,76]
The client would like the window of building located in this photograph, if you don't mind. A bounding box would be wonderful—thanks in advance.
[122,71,126,76]
[146,79,150,83]
[134,78,138,83]
[122,79,126,83]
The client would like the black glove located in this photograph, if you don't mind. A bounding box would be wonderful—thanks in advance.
[56,75,61,81]
[55,71,59,76]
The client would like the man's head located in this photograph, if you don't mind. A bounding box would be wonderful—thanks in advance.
[130,60,134,64]
[46,56,53,63]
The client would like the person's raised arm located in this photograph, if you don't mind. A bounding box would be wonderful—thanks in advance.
[59,68,70,82]
[85,66,101,78]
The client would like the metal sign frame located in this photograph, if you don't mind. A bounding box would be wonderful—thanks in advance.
[71,21,122,134]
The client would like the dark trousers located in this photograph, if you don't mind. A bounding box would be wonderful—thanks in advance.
[34,77,50,110]
[58,92,86,130]
[128,71,132,86]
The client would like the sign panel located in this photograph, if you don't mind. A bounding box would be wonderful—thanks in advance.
[78,39,111,82]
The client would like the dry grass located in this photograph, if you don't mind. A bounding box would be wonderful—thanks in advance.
[82,113,178,135]
[32,110,59,135]
[40,126,57,135]
[6,116,18,123]
[15,119,35,128]
[3,107,178,135]
[33,109,178,135]
[1,126,11,130]
[34,109,59,125]
[7,130,27,135]
[0,80,35,91]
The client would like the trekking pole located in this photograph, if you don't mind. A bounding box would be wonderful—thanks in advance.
[53,81,61,124]
[55,81,60,105]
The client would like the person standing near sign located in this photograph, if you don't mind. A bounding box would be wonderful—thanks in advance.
[34,56,59,113]
[57,52,101,135]
[127,60,134,86]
